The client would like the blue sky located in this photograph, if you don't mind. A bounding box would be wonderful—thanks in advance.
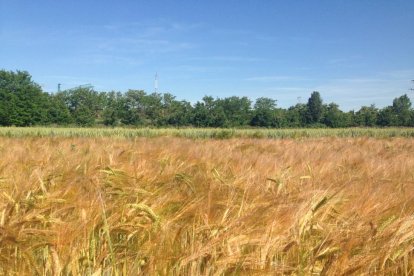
[1,0,413,110]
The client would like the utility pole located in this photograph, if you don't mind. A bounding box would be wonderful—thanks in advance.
[58,83,61,93]
[410,80,414,92]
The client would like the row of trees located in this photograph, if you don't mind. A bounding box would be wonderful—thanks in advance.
[1,70,413,128]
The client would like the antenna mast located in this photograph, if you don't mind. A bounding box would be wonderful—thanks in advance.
[154,73,158,93]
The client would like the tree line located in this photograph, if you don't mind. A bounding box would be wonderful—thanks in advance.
[1,70,413,128]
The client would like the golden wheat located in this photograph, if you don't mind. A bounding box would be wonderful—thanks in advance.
[0,136,413,275]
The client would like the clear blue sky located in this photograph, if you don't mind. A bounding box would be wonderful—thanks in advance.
[1,0,413,110]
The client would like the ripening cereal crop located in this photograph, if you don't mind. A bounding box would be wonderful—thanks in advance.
[0,136,413,275]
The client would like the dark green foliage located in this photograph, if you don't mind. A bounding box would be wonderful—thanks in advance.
[0,70,49,126]
[0,84,15,126]
[306,91,323,124]
[251,97,277,127]
[322,103,350,128]
[286,104,307,127]
[377,106,398,126]
[220,96,252,127]
[162,94,193,126]
[119,90,146,125]
[102,91,122,126]
[355,105,378,127]
[392,94,411,126]
[192,96,226,127]
[1,69,413,128]
[60,88,102,126]
[273,108,288,128]
[46,93,72,125]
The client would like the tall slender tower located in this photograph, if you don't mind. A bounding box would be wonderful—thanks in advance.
[154,73,158,93]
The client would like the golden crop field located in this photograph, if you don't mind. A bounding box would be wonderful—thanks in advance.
[0,135,413,275]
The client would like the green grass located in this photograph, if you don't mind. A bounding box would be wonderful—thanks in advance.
[0,126,414,139]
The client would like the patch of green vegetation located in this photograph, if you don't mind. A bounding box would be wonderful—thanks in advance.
[1,126,414,139]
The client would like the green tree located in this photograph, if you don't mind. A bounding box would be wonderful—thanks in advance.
[392,94,411,126]
[192,101,209,127]
[46,93,72,125]
[168,100,193,126]
[0,70,49,126]
[410,110,414,127]
[192,96,226,127]
[377,106,397,126]
[322,103,348,128]
[220,96,252,127]
[0,81,16,126]
[61,87,101,126]
[161,93,193,126]
[355,105,378,126]
[251,97,277,127]
[102,91,123,126]
[74,105,95,126]
[142,92,163,125]
[273,108,287,128]
[346,110,357,127]
[306,91,323,125]
[286,104,307,127]
[119,90,146,125]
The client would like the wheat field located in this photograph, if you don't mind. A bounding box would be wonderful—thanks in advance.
[0,136,413,275]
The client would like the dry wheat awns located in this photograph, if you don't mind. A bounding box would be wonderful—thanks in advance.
[0,137,413,275]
